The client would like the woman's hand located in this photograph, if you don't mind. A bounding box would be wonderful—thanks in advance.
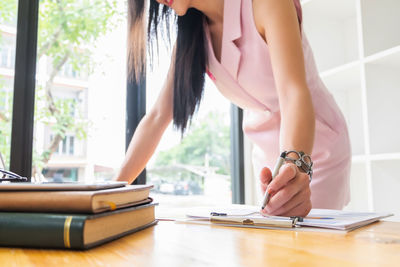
[259,163,311,217]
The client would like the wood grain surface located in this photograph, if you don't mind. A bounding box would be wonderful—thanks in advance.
[1,221,400,267]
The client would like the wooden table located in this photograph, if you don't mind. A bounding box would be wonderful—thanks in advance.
[1,220,400,266]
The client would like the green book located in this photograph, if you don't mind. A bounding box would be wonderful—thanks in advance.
[0,203,157,250]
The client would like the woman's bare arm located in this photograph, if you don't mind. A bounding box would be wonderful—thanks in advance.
[114,56,175,184]
[254,0,314,216]
[254,0,315,154]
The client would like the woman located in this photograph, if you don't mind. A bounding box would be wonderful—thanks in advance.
[116,0,351,217]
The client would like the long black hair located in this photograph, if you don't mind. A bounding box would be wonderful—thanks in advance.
[128,0,207,134]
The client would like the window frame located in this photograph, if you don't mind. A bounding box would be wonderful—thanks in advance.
[8,0,245,204]
[9,0,39,180]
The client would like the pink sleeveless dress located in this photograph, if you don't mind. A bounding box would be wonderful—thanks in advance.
[204,0,351,209]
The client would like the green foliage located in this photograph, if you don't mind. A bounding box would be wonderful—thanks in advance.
[38,0,121,72]
[155,111,231,175]
[0,0,17,25]
[0,79,12,167]
[33,0,121,172]
[0,0,16,167]
[0,0,122,173]
[0,0,13,165]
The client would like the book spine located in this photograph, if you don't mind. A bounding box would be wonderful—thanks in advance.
[0,212,86,249]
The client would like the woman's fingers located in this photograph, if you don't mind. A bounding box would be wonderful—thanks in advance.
[260,162,312,217]
[264,171,307,213]
[268,182,311,215]
[259,167,272,193]
[280,198,312,217]
[266,163,297,194]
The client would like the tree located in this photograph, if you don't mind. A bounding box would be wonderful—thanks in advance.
[0,0,16,25]
[154,111,231,175]
[0,0,122,175]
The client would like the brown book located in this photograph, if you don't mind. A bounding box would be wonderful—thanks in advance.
[0,203,158,249]
[0,185,153,213]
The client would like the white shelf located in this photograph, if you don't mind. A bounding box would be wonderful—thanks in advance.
[301,0,400,215]
[364,45,400,65]
[300,0,313,5]
[371,160,400,221]
[365,49,400,154]
[321,64,364,155]
[369,153,400,161]
[302,0,359,72]
[352,155,366,163]
[319,60,360,79]
[361,0,400,57]
[353,153,400,162]
[345,162,369,211]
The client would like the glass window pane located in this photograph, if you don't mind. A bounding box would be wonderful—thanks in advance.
[0,0,18,169]
[62,137,67,155]
[34,0,127,182]
[69,136,74,155]
[147,38,232,218]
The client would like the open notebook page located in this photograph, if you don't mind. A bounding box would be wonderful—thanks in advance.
[185,205,393,231]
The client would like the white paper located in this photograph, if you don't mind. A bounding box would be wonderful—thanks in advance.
[185,205,393,231]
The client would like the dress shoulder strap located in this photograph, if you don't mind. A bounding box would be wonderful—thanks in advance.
[293,0,303,29]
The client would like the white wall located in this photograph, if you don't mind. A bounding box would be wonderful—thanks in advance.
[245,0,400,221]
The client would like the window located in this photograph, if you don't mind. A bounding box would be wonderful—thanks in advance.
[51,135,75,156]
[5,1,244,204]
[69,136,74,155]
[0,47,9,68]
[0,0,17,169]
[59,61,85,80]
[33,0,127,182]
[146,36,233,217]
[0,43,15,69]
[42,168,78,182]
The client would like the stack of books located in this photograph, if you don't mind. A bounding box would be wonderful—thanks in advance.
[0,182,156,249]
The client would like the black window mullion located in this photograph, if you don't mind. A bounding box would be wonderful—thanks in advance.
[126,74,147,185]
[230,105,245,204]
[9,0,40,180]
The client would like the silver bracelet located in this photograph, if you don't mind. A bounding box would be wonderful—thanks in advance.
[284,150,313,182]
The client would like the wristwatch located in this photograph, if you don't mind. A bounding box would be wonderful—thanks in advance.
[284,150,313,182]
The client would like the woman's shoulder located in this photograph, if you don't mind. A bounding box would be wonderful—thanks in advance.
[250,0,302,40]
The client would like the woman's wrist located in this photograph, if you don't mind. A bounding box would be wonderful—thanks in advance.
[283,150,313,182]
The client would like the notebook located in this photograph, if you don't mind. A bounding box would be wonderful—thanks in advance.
[0,203,157,249]
[0,181,127,191]
[0,184,153,213]
[184,205,393,232]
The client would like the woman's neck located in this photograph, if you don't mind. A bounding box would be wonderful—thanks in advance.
[190,0,224,26]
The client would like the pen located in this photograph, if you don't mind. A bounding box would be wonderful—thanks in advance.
[261,151,287,210]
